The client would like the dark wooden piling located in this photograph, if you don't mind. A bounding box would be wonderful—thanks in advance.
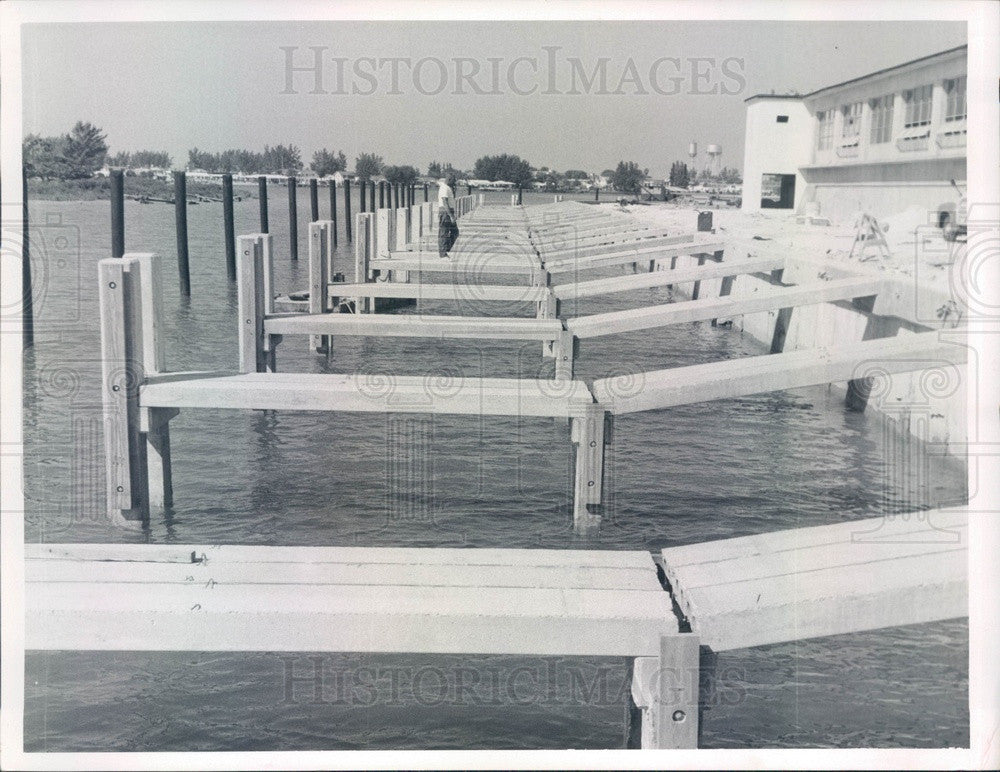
[344,179,352,242]
[258,176,269,233]
[173,171,190,295]
[329,180,338,247]
[517,186,523,205]
[223,173,236,280]
[595,187,600,202]
[379,182,385,209]
[424,183,429,202]
[466,184,472,196]
[359,179,367,213]
[369,180,376,212]
[22,167,34,348]
[111,169,125,258]
[309,178,319,222]
[287,176,298,261]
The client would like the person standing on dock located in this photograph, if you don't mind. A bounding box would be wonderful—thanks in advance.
[437,176,459,259]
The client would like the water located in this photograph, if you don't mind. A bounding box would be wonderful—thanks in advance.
[22,189,968,750]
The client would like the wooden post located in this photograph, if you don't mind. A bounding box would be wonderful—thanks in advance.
[287,176,298,261]
[329,180,338,247]
[309,178,319,222]
[632,635,700,748]
[22,167,34,348]
[344,179,352,242]
[376,209,393,258]
[133,253,174,509]
[571,404,605,527]
[394,207,408,252]
[98,257,149,523]
[595,187,600,202]
[258,176,269,232]
[424,183,429,202]
[110,168,125,258]
[354,213,372,312]
[554,329,574,380]
[379,181,385,209]
[517,186,522,205]
[222,173,236,280]
[309,221,330,352]
[173,171,190,295]
[360,179,367,213]
[370,180,376,212]
[237,235,265,373]
[260,233,277,372]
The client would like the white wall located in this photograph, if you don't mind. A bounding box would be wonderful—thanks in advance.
[741,99,813,212]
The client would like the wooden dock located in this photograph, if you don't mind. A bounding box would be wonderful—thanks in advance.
[72,199,973,749]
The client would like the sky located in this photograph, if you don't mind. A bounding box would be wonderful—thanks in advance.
[21,20,966,179]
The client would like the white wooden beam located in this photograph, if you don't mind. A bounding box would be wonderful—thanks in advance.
[568,277,883,339]
[593,330,968,414]
[660,508,968,652]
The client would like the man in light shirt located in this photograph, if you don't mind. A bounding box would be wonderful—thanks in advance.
[437,176,459,259]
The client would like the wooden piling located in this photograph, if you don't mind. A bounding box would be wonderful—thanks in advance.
[222,173,236,281]
[287,176,298,260]
[571,403,605,525]
[595,187,600,202]
[369,180,376,212]
[22,167,34,348]
[111,168,125,258]
[344,179,353,242]
[309,221,330,352]
[360,179,367,213]
[258,176,269,233]
[98,257,148,522]
[173,171,190,295]
[517,186,523,205]
[329,180,338,247]
[237,235,265,373]
[379,181,385,209]
[309,178,319,222]
[424,183,429,202]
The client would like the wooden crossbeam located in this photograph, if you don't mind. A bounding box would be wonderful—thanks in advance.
[25,544,675,656]
[141,372,596,418]
[593,330,967,414]
[544,238,716,271]
[553,256,784,300]
[660,507,968,652]
[567,276,882,339]
[263,312,563,341]
[328,282,550,303]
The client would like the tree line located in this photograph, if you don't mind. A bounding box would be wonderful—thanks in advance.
[23,122,742,191]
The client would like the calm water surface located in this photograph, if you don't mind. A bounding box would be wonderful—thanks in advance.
[22,189,968,750]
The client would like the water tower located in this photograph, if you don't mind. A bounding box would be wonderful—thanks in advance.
[706,144,722,176]
[688,141,698,161]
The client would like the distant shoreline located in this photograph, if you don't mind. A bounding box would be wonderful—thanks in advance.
[26,176,255,202]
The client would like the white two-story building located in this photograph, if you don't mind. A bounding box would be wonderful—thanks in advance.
[741,45,967,224]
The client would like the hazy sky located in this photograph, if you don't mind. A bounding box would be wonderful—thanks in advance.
[22,20,966,178]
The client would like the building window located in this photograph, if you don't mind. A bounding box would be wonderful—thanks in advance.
[944,76,967,121]
[869,94,894,144]
[776,115,789,123]
[903,84,933,128]
[816,110,834,150]
[841,102,863,139]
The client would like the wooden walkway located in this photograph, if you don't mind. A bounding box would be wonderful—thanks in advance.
[25,542,697,749]
[659,507,968,651]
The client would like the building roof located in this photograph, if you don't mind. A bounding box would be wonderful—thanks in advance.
[744,44,967,105]
[743,93,804,104]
